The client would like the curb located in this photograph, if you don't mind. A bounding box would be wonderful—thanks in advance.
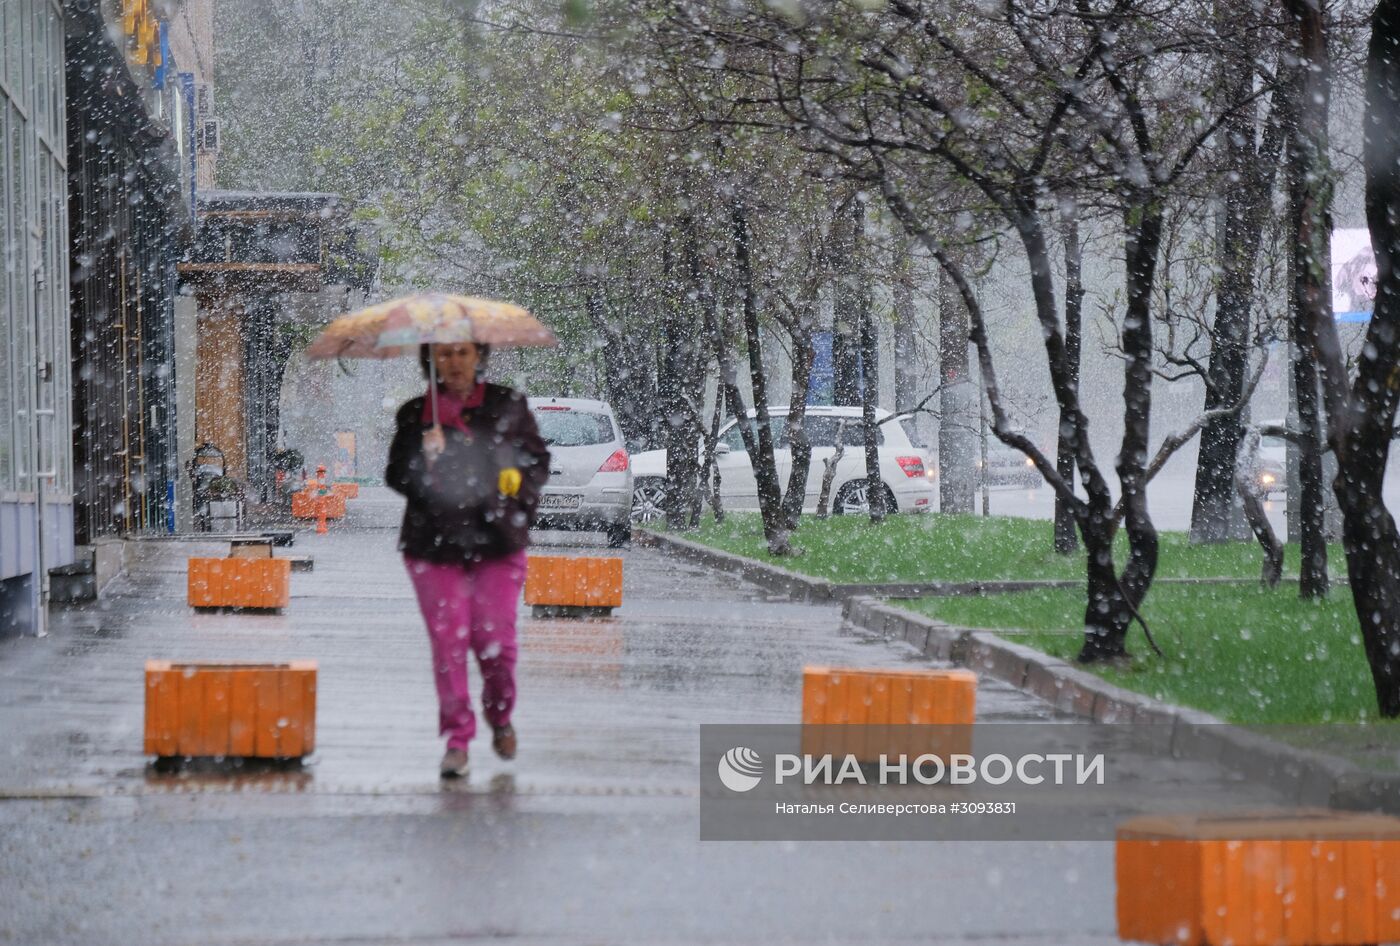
[842,596,1400,815]
[635,529,840,602]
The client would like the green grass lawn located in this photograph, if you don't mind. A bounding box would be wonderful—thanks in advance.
[901,586,1393,726]
[665,511,1341,584]
[662,512,1391,728]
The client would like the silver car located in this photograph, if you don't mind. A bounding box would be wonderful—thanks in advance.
[528,397,632,547]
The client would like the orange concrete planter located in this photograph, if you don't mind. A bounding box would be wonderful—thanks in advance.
[331,482,359,499]
[291,490,346,520]
[188,557,291,610]
[144,660,317,759]
[1117,811,1400,946]
[524,555,623,615]
[801,666,977,762]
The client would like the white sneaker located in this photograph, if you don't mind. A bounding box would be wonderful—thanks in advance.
[440,748,469,779]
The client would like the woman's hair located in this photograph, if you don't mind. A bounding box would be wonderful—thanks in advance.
[419,343,492,381]
[1336,251,1377,313]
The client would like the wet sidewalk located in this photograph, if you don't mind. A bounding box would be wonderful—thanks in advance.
[0,489,1288,945]
[0,489,1063,799]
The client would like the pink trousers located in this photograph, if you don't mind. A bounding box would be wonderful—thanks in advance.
[405,551,528,750]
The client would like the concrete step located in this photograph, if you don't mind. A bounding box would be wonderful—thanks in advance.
[48,554,95,604]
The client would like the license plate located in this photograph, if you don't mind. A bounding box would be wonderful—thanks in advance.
[539,494,582,511]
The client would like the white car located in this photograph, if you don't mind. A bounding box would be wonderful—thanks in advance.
[528,397,633,547]
[630,405,935,522]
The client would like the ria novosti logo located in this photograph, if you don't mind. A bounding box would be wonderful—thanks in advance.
[716,744,1106,791]
[717,746,764,792]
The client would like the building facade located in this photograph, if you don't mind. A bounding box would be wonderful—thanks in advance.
[2,0,214,635]
[1,0,74,635]
[65,0,201,545]
[177,191,374,508]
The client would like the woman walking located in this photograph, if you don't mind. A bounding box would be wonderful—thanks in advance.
[385,341,549,778]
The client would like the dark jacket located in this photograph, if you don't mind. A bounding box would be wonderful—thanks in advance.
[385,384,550,563]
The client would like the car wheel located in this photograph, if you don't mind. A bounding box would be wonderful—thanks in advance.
[833,480,897,516]
[631,478,667,524]
[607,523,632,548]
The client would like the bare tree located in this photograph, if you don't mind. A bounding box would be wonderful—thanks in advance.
[1290,0,1400,716]
[652,0,1277,660]
[1191,29,1290,544]
[1054,203,1084,554]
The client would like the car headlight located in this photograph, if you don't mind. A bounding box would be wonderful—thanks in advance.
[1260,472,1276,486]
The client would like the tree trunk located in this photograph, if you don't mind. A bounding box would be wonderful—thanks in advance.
[816,428,846,518]
[858,277,886,523]
[1336,0,1400,715]
[1235,429,1284,588]
[1191,292,1252,544]
[593,303,653,445]
[1055,205,1083,553]
[1283,0,1400,715]
[892,233,919,414]
[661,224,706,530]
[731,198,790,552]
[1081,515,1134,661]
[1190,35,1278,544]
[697,231,744,529]
[705,388,725,523]
[1292,344,1330,597]
[780,320,816,531]
[832,203,862,407]
[699,237,765,533]
[938,259,977,514]
[1281,7,1333,600]
[1081,204,1164,663]
[1335,471,1400,717]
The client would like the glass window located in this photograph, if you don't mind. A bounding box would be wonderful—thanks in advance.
[0,102,10,489]
[46,4,61,140]
[30,2,45,141]
[52,157,68,494]
[18,0,31,116]
[803,415,883,447]
[2,0,20,102]
[720,416,791,451]
[532,410,615,447]
[0,14,69,495]
[9,97,31,491]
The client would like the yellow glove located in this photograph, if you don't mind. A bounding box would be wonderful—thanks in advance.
[498,467,522,497]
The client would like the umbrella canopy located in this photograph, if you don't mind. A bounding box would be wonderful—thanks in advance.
[304,293,557,361]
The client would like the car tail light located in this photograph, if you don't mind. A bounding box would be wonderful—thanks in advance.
[598,449,629,473]
[896,455,925,478]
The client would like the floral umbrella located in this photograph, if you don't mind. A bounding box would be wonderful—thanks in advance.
[305,292,557,424]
